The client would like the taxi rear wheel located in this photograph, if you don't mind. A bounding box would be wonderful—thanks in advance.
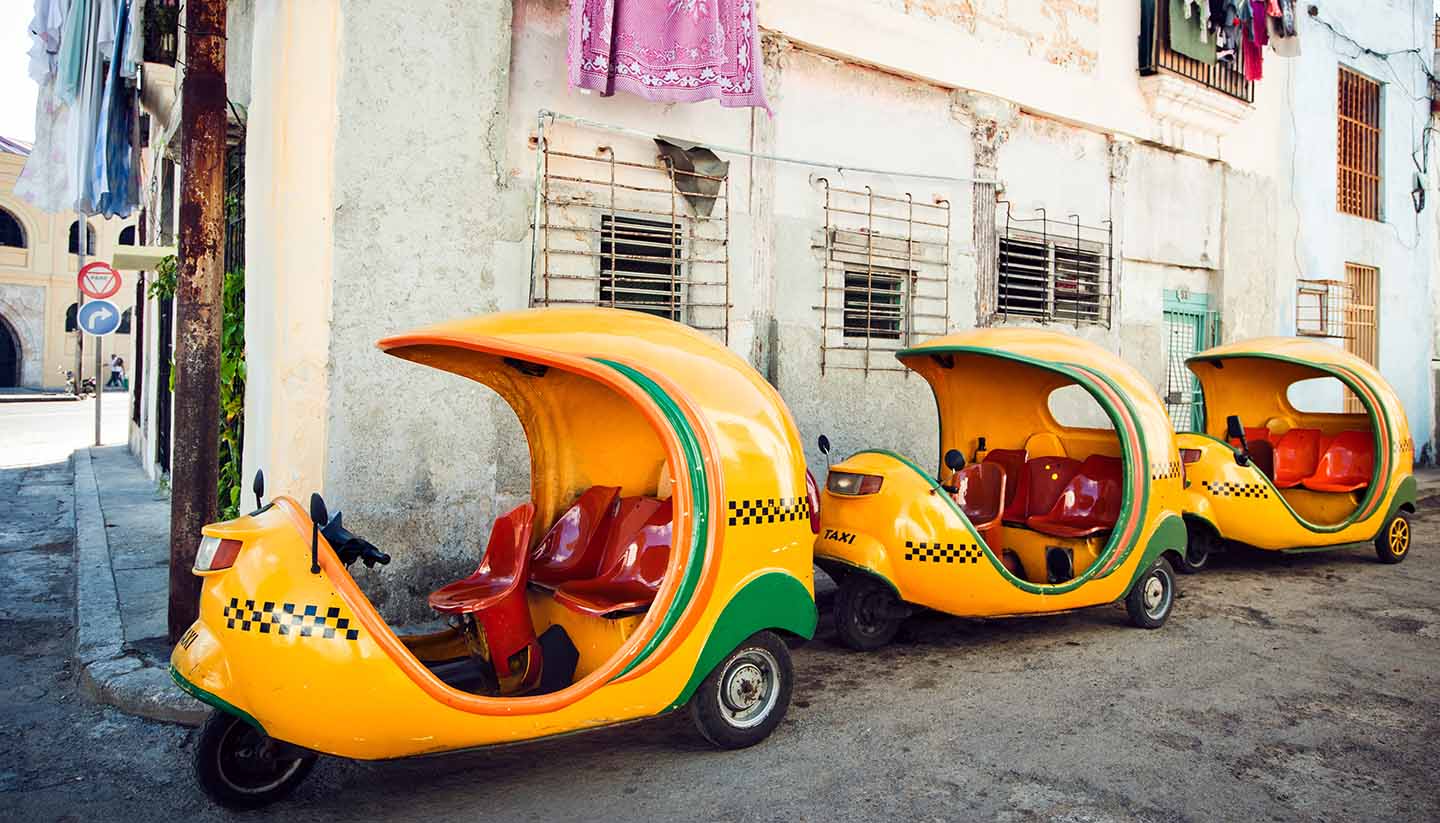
[1375,511,1412,564]
[195,710,315,810]
[689,631,793,750]
[834,576,904,651]
[1175,526,1212,574]
[1125,558,1176,629]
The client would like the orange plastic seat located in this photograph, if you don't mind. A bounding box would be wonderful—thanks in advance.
[1301,430,1373,493]
[555,498,673,617]
[531,486,620,587]
[984,448,1028,522]
[428,504,541,688]
[1272,428,1323,488]
[1027,456,1122,539]
[953,463,1006,549]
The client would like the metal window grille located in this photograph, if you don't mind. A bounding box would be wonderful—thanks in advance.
[1295,278,1353,339]
[1138,0,1255,103]
[817,181,951,374]
[534,133,729,341]
[598,214,683,321]
[1162,291,1219,432]
[1343,263,1378,413]
[1337,67,1382,221]
[995,205,1113,327]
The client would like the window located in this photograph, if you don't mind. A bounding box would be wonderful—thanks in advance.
[68,221,96,255]
[0,207,25,248]
[842,264,909,340]
[1337,67,1381,220]
[1047,384,1114,430]
[1343,263,1378,412]
[1295,278,1351,338]
[1138,0,1254,103]
[65,303,78,332]
[996,229,1112,326]
[118,225,137,246]
[597,214,683,321]
[118,308,133,334]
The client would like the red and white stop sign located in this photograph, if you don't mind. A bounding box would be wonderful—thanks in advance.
[78,261,123,299]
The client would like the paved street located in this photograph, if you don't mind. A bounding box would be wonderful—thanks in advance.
[0,394,129,468]
[2,405,1439,820]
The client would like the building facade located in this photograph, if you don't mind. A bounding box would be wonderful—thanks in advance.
[139,0,1437,619]
[1,140,140,391]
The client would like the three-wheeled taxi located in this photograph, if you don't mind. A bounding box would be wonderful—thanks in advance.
[814,329,1190,651]
[1175,336,1416,567]
[170,308,819,808]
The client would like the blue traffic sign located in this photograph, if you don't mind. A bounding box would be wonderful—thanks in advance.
[78,299,122,336]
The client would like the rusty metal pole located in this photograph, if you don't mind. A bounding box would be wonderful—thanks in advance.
[167,0,227,644]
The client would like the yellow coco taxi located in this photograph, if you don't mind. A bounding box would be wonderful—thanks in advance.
[1175,337,1416,567]
[815,329,1191,651]
[170,308,818,809]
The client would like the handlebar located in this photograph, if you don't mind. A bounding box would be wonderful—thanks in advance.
[320,513,391,569]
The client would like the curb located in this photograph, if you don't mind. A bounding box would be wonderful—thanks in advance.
[73,447,206,726]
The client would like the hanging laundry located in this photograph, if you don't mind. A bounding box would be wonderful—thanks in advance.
[1269,0,1300,57]
[26,0,68,83]
[568,0,770,112]
[1243,0,1267,81]
[91,0,135,218]
[1170,0,1216,64]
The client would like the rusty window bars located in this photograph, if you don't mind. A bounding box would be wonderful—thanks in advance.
[816,180,952,375]
[1337,66,1382,221]
[995,203,1113,328]
[534,135,730,340]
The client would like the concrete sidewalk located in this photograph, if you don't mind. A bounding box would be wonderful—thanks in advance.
[74,446,204,725]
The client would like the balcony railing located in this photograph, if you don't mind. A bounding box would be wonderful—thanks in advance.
[1139,0,1255,104]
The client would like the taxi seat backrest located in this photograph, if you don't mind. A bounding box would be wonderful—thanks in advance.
[1023,432,1067,459]
[1301,430,1374,493]
[955,463,1006,526]
[555,498,674,617]
[983,449,1027,509]
[531,486,620,587]
[1024,457,1083,518]
[1273,428,1324,488]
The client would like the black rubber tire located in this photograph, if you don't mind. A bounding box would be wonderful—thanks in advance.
[834,575,905,651]
[1174,526,1211,574]
[1125,557,1177,629]
[689,631,793,750]
[1374,510,1412,564]
[194,710,315,810]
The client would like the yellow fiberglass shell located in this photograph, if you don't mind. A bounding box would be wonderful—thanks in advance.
[814,328,1188,617]
[1178,336,1416,551]
[170,307,816,760]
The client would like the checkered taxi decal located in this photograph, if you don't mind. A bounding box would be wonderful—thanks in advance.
[1199,480,1271,499]
[728,497,810,527]
[903,541,984,564]
[222,598,361,641]
[1151,461,1183,481]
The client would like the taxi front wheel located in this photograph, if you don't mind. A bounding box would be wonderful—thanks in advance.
[834,576,904,651]
[1125,558,1176,629]
[690,631,793,749]
[195,710,316,810]
[1375,511,1412,564]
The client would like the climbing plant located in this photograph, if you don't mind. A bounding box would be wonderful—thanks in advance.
[217,266,246,519]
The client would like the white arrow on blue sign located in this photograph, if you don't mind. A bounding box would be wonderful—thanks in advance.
[78,299,122,336]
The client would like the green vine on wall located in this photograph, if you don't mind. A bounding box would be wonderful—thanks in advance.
[218,266,246,519]
[146,254,246,519]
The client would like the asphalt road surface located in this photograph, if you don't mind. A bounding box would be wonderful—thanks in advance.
[2,411,1437,820]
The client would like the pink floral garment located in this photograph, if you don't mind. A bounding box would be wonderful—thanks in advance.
[569,0,770,113]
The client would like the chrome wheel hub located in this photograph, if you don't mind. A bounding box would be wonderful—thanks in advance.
[718,649,781,729]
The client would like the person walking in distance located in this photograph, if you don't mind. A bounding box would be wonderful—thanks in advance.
[108,354,123,388]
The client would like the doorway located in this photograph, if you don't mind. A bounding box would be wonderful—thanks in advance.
[1162,290,1219,432]
[0,314,19,387]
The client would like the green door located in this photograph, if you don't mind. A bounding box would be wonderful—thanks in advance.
[1162,290,1219,432]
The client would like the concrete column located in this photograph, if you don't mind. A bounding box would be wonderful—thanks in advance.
[953,92,1017,327]
[750,33,789,383]
[239,0,342,500]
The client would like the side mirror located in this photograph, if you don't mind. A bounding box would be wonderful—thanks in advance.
[252,469,265,510]
[1226,415,1251,466]
[309,493,329,526]
[944,449,966,471]
[817,435,831,455]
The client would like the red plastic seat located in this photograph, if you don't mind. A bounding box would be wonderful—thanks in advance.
[531,486,620,587]
[1272,428,1323,488]
[953,463,1006,549]
[1021,457,1082,519]
[1301,430,1373,493]
[428,504,541,688]
[984,449,1028,522]
[555,498,673,617]
[1027,456,1122,539]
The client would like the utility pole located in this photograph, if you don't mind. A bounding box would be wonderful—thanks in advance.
[168,0,227,644]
